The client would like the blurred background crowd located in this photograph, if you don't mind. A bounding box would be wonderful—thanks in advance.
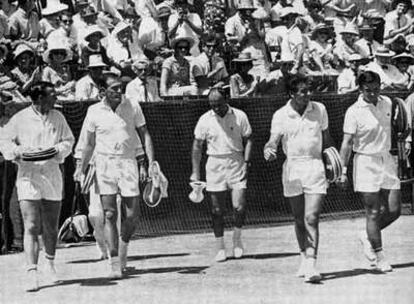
[1,0,414,103]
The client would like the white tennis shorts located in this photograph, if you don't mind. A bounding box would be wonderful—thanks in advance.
[16,161,63,201]
[95,155,140,197]
[353,153,400,192]
[206,153,247,192]
[282,158,327,197]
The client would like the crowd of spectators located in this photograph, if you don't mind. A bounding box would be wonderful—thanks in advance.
[1,0,414,103]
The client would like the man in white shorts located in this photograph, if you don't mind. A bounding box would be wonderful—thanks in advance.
[338,71,405,272]
[0,82,75,291]
[75,74,155,278]
[264,74,334,283]
[191,88,253,262]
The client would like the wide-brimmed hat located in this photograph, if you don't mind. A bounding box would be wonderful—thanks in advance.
[88,54,107,68]
[374,46,396,57]
[238,0,255,10]
[348,54,363,62]
[112,21,132,37]
[340,22,359,36]
[392,52,414,63]
[42,0,68,16]
[42,39,73,64]
[158,6,172,18]
[132,56,150,72]
[233,52,254,63]
[311,23,333,40]
[279,7,302,19]
[13,43,34,60]
[84,25,105,41]
[252,7,269,20]
[170,36,195,49]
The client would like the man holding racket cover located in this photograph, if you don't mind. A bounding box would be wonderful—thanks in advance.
[74,74,155,279]
[337,71,407,272]
[264,74,336,283]
[0,82,75,291]
[190,88,253,262]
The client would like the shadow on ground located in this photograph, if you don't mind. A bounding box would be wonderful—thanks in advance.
[67,252,190,264]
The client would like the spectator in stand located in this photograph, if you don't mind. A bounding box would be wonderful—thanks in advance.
[334,22,363,66]
[134,0,159,18]
[41,39,76,101]
[168,0,202,56]
[260,53,295,95]
[8,0,40,43]
[1,0,17,17]
[0,4,9,38]
[384,0,413,46]
[230,52,258,98]
[303,0,324,31]
[39,1,68,40]
[308,23,338,74]
[192,36,229,95]
[355,24,381,59]
[337,53,365,94]
[270,0,307,25]
[75,54,107,101]
[364,46,400,89]
[125,57,161,103]
[358,0,391,44]
[0,43,26,103]
[47,11,78,51]
[160,36,197,97]
[81,25,111,68]
[136,5,166,55]
[265,13,287,63]
[325,0,358,38]
[390,52,414,90]
[11,43,41,95]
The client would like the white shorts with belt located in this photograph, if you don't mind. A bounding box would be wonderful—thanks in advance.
[16,161,63,201]
[95,154,140,197]
[206,153,247,192]
[282,157,327,197]
[353,153,400,192]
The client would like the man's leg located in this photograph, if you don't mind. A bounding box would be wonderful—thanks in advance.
[119,195,139,270]
[379,189,401,230]
[231,188,247,258]
[20,200,42,291]
[39,200,61,282]
[88,186,107,260]
[210,191,227,262]
[100,194,121,278]
[360,192,382,252]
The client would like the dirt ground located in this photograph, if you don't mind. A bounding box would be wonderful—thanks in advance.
[0,216,413,304]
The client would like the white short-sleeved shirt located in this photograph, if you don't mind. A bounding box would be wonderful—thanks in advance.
[281,26,304,60]
[343,94,392,155]
[271,101,328,159]
[194,106,252,156]
[83,97,146,158]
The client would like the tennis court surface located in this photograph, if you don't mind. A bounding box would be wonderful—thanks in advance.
[1,216,413,304]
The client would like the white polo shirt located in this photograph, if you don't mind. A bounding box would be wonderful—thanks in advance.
[83,97,146,158]
[343,94,391,155]
[271,101,328,159]
[194,106,252,156]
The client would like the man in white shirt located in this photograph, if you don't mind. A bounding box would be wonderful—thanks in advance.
[75,74,155,278]
[0,82,75,291]
[384,0,414,45]
[364,47,400,89]
[191,88,253,263]
[75,54,107,101]
[337,54,366,94]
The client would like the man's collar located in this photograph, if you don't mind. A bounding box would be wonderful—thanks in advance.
[286,99,313,117]
[356,94,384,107]
[210,105,233,117]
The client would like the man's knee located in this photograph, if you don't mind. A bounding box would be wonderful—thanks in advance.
[233,206,246,228]
[305,213,319,227]
[366,209,381,222]
[104,210,117,223]
[25,222,41,236]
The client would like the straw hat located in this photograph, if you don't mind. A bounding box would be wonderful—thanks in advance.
[112,21,132,37]
[42,39,73,64]
[84,25,105,42]
[279,7,302,19]
[170,36,195,49]
[132,57,150,71]
[232,52,254,63]
[340,22,360,36]
[88,54,107,68]
[392,52,414,64]
[374,46,396,57]
[237,0,255,10]
[13,43,35,60]
[311,23,333,40]
[42,0,68,16]
[252,7,269,20]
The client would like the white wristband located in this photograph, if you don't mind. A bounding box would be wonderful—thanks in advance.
[342,166,347,175]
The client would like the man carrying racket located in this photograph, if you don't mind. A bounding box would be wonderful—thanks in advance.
[190,88,253,262]
[264,74,335,283]
[74,74,155,278]
[337,71,406,272]
[0,82,75,291]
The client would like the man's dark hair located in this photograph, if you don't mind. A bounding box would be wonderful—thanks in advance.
[29,82,55,103]
[357,71,381,87]
[287,74,308,94]
[208,87,228,101]
[305,0,322,11]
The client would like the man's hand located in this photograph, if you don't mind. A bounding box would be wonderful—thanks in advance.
[264,147,277,162]
[139,164,148,183]
[336,173,348,190]
[190,172,200,182]
[240,162,250,181]
[73,167,84,183]
[405,141,411,156]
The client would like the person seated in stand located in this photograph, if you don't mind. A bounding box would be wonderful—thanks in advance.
[8,0,40,45]
[192,35,229,96]
[308,23,338,74]
[303,0,324,31]
[384,0,414,45]
[81,25,111,68]
[334,22,363,67]
[160,36,197,97]
[390,52,414,90]
[354,24,381,60]
[75,54,107,101]
[337,53,366,94]
[39,1,68,40]
[0,43,26,103]
[47,11,78,52]
[259,53,295,96]
[125,57,162,103]
[230,52,258,98]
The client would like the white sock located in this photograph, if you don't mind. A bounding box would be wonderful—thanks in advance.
[233,228,242,247]
[216,237,225,251]
[119,240,129,269]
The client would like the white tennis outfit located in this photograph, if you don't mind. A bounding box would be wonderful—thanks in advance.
[0,106,74,201]
[194,106,252,192]
[271,100,328,197]
[343,95,400,192]
[81,97,146,196]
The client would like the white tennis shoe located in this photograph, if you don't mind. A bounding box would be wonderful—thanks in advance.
[109,256,122,279]
[376,251,393,272]
[215,249,227,262]
[358,231,376,265]
[296,254,307,278]
[304,258,322,283]
[233,246,244,259]
[25,268,39,292]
